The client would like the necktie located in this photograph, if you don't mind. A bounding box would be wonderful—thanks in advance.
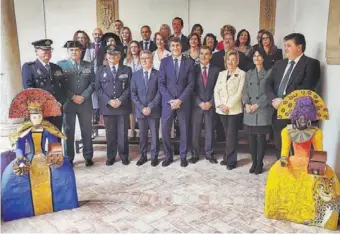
[45,64,50,73]
[144,71,148,89]
[144,41,149,50]
[95,43,100,55]
[174,58,179,80]
[74,62,79,71]
[278,61,296,97]
[111,66,117,79]
[202,66,207,88]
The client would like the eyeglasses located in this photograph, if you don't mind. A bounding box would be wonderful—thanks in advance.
[140,57,152,60]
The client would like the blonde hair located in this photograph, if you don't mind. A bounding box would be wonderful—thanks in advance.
[224,49,239,69]
[121,26,132,44]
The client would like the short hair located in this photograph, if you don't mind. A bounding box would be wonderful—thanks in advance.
[115,19,123,25]
[224,49,239,69]
[140,50,153,57]
[141,25,151,32]
[200,45,212,55]
[220,24,236,38]
[172,17,184,27]
[235,29,251,47]
[284,33,306,52]
[153,32,166,43]
[203,33,218,50]
[187,33,201,47]
[169,36,181,45]
[191,24,204,35]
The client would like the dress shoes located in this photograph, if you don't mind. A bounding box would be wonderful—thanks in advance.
[85,159,94,167]
[226,165,236,170]
[106,159,115,166]
[162,158,173,167]
[220,160,227,166]
[122,158,130,165]
[136,157,147,166]
[151,158,159,167]
[181,158,188,167]
[207,156,218,164]
[188,156,198,164]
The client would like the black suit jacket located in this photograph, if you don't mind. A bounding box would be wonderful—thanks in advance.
[169,34,189,52]
[139,40,157,52]
[210,49,251,72]
[265,54,321,102]
[193,64,221,107]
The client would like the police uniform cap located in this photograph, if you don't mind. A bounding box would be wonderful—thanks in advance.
[63,40,83,49]
[32,39,53,49]
[106,46,121,56]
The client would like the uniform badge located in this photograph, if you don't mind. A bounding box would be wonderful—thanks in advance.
[118,74,128,79]
[103,72,107,78]
[83,68,91,73]
[37,69,42,75]
[54,70,62,76]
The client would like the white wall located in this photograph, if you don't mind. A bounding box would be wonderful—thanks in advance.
[293,0,340,174]
[14,0,96,64]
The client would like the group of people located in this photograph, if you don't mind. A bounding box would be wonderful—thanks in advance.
[6,16,340,231]
[21,17,321,174]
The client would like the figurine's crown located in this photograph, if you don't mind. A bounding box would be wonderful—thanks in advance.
[27,101,43,113]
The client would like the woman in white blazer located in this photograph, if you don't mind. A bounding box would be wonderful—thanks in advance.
[214,49,246,170]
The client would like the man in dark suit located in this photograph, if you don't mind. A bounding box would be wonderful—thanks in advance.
[57,41,95,167]
[190,46,221,164]
[265,33,321,159]
[210,33,251,141]
[139,25,157,52]
[21,39,66,130]
[131,50,161,167]
[159,37,194,167]
[95,47,132,166]
[169,17,189,52]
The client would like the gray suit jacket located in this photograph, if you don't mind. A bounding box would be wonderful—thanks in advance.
[242,68,274,126]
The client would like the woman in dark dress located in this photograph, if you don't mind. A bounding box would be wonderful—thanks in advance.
[258,30,283,70]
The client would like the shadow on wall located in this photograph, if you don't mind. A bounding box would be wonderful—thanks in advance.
[335,119,340,178]
[315,42,324,96]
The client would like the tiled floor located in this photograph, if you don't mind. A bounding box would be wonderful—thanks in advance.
[1,138,339,233]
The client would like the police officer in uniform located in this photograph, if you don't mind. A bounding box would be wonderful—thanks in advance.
[22,39,66,130]
[57,41,95,167]
[95,47,132,166]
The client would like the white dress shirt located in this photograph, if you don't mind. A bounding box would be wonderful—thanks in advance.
[152,49,171,70]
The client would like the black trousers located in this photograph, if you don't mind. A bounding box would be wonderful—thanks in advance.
[248,133,266,166]
[219,114,242,166]
[103,115,129,161]
[272,112,290,160]
[63,111,93,162]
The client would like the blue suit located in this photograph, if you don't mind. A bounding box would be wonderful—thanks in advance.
[192,64,221,158]
[131,68,161,160]
[21,59,66,130]
[95,64,132,161]
[158,56,194,160]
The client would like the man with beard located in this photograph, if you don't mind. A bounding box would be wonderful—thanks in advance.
[21,39,66,131]
[58,41,95,167]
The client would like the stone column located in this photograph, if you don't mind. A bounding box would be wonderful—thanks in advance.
[0,0,23,137]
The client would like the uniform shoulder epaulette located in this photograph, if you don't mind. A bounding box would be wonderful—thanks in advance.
[58,59,68,64]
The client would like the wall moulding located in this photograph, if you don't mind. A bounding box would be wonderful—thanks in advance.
[259,0,276,34]
[326,0,340,65]
[96,0,119,33]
